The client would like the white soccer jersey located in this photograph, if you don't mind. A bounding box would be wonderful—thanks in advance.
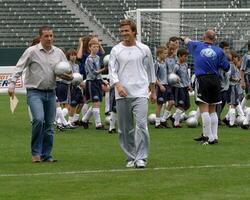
[109,41,156,99]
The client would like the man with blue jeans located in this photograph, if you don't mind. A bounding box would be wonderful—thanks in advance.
[8,26,71,163]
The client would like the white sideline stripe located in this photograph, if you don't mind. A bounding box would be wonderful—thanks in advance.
[1,163,250,177]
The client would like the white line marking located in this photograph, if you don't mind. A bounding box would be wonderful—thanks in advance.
[1,163,250,177]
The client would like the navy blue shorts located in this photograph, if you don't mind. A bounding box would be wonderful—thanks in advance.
[166,85,175,101]
[85,79,103,102]
[156,84,168,104]
[70,85,84,106]
[174,87,190,110]
[56,81,70,103]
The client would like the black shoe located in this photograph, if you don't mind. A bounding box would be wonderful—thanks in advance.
[82,121,89,129]
[160,121,171,128]
[169,116,175,127]
[222,118,230,126]
[208,139,218,145]
[108,128,117,134]
[155,124,165,129]
[218,120,223,126]
[241,124,250,129]
[193,134,208,141]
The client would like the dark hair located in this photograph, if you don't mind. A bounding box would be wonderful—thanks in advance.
[169,36,179,42]
[39,26,52,36]
[230,50,239,59]
[219,41,229,49]
[66,49,77,60]
[177,49,188,57]
[120,19,137,35]
[156,46,166,57]
[30,35,40,46]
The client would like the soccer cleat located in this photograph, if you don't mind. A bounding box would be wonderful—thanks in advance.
[155,124,165,129]
[108,128,117,134]
[241,124,250,130]
[193,134,208,141]
[173,124,182,128]
[82,121,89,129]
[228,124,238,128]
[96,125,107,130]
[126,160,135,168]
[169,116,175,127]
[160,121,171,128]
[135,159,147,168]
[222,118,230,126]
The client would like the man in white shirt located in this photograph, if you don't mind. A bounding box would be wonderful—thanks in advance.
[109,19,156,168]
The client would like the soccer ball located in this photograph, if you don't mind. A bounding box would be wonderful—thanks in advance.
[71,73,83,85]
[103,54,110,66]
[148,113,156,124]
[105,115,111,125]
[54,61,72,76]
[186,117,198,128]
[168,73,179,85]
[188,110,197,118]
[235,115,246,126]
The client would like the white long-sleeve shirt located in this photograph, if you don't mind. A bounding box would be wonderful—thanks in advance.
[109,41,156,99]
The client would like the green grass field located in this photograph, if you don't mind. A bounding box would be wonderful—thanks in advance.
[1,94,250,200]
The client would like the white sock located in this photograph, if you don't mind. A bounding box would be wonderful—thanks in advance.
[92,107,102,127]
[109,112,116,130]
[105,91,110,114]
[62,108,68,117]
[241,97,247,110]
[210,112,218,140]
[229,108,236,126]
[82,104,89,116]
[161,110,171,122]
[201,112,214,141]
[155,117,161,126]
[236,104,244,116]
[195,107,200,121]
[73,113,80,122]
[174,108,182,126]
[82,106,93,122]
[56,107,68,125]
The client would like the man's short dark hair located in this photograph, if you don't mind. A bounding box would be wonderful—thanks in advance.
[39,26,53,36]
[169,36,179,42]
[120,19,137,35]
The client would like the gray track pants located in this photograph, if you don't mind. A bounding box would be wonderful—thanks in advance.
[116,97,149,162]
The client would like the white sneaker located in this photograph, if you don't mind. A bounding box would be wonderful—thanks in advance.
[135,160,146,168]
[126,160,135,168]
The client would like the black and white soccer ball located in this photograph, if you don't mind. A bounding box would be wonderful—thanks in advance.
[148,113,156,125]
[103,54,110,66]
[168,73,179,85]
[186,117,198,128]
[71,73,83,85]
[54,61,72,76]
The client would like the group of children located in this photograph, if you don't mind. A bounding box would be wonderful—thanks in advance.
[54,35,250,134]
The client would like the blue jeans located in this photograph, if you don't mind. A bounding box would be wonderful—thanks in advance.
[27,89,56,160]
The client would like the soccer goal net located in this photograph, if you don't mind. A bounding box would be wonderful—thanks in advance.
[125,8,250,56]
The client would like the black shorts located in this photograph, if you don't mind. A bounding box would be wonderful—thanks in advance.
[156,84,168,104]
[195,74,221,104]
[70,85,84,106]
[85,79,103,102]
[174,87,190,110]
[56,81,70,103]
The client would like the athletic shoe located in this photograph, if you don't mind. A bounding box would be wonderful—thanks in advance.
[160,121,171,128]
[201,139,218,145]
[135,159,147,168]
[108,128,117,134]
[241,124,250,129]
[173,124,182,128]
[193,134,208,141]
[96,125,107,130]
[82,121,89,129]
[228,124,238,128]
[42,158,58,163]
[155,124,165,129]
[169,116,175,127]
[63,124,77,129]
[126,160,135,168]
[222,118,230,126]
[218,119,223,126]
